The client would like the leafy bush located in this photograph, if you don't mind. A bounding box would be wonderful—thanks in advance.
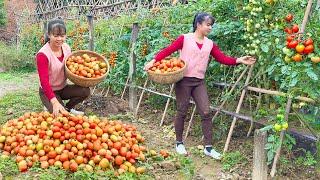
[0,0,6,27]
[0,41,35,71]
[17,0,320,99]
[0,156,19,177]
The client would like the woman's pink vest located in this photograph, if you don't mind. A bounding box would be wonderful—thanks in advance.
[179,33,213,79]
[37,42,71,91]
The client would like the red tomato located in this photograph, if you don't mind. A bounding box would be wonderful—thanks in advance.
[303,45,314,54]
[304,38,313,46]
[285,14,293,22]
[286,35,295,42]
[292,24,299,33]
[288,40,298,49]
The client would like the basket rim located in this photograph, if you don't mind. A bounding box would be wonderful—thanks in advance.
[147,59,187,75]
[65,50,110,81]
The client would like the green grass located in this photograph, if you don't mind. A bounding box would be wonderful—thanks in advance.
[0,156,19,178]
[0,71,35,83]
[221,151,247,171]
[0,90,42,124]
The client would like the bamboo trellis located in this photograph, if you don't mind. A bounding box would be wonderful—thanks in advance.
[14,0,318,178]
[32,0,170,21]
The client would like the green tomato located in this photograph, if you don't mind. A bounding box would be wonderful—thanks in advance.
[276,114,284,121]
[274,123,282,131]
[245,6,253,11]
[284,56,292,63]
[307,53,315,58]
[265,0,273,4]
[282,47,294,56]
[282,122,288,130]
[282,47,289,54]
[292,103,299,109]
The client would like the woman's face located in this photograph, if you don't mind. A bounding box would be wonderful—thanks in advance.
[48,27,66,48]
[197,18,213,36]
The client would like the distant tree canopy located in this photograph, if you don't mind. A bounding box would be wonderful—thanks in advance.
[0,0,6,27]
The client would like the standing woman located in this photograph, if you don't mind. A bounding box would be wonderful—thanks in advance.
[145,13,256,159]
[36,18,90,117]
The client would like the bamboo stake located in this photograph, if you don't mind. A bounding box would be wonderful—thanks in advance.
[247,94,254,137]
[214,83,315,103]
[293,109,320,141]
[160,84,175,126]
[120,76,130,99]
[104,86,110,97]
[184,105,197,140]
[300,0,314,34]
[91,86,97,95]
[134,79,149,117]
[247,91,262,137]
[224,65,254,153]
[270,98,292,177]
[200,67,249,141]
[99,87,105,96]
[211,66,249,123]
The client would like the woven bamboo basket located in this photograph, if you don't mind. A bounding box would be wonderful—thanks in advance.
[147,58,187,84]
[65,50,109,87]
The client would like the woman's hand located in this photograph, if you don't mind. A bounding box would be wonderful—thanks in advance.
[50,98,66,117]
[236,56,256,65]
[144,59,156,71]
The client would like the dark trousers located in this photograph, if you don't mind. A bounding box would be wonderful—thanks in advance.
[175,77,213,145]
[39,85,90,113]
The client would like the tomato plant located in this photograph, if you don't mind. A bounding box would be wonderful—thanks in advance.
[17,0,320,99]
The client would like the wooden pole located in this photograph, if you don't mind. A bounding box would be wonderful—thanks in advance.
[300,0,313,34]
[200,66,249,141]
[247,92,261,137]
[121,77,130,99]
[134,79,148,117]
[160,84,175,126]
[224,65,254,153]
[214,83,315,103]
[99,87,105,96]
[184,105,197,140]
[87,14,94,51]
[43,20,47,39]
[252,129,268,180]
[16,19,21,49]
[120,81,255,122]
[104,86,110,97]
[270,98,292,177]
[210,66,249,123]
[293,109,320,140]
[128,22,139,111]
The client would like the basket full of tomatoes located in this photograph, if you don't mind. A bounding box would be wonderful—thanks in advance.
[147,57,186,84]
[65,50,110,87]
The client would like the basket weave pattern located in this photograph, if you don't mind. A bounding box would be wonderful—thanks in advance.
[65,50,109,87]
[147,59,187,84]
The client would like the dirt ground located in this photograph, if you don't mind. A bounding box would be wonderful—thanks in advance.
[78,93,241,179]
[0,71,319,179]
[78,91,320,180]
[0,73,38,98]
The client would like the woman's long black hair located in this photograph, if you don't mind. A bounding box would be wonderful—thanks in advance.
[45,18,67,43]
[192,13,215,32]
